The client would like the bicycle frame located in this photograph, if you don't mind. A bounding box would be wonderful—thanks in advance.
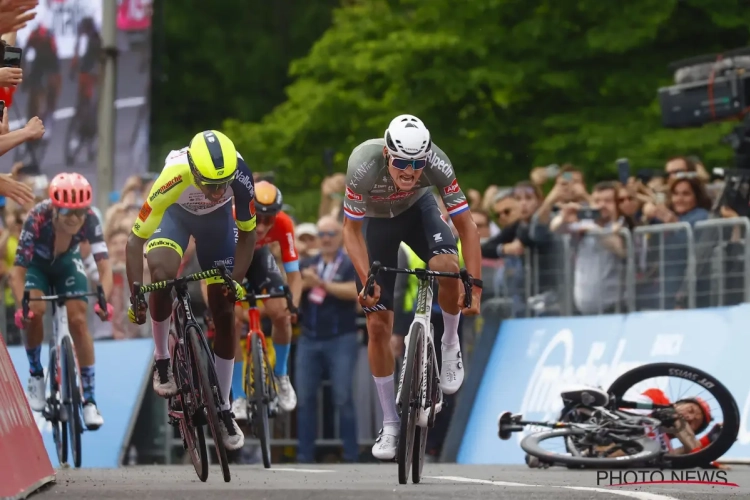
[48,299,83,408]
[396,273,442,424]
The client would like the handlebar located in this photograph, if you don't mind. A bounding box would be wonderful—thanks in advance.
[22,285,107,321]
[239,284,297,315]
[363,261,476,309]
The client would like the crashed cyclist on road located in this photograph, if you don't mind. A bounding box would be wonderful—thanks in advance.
[125,130,257,451]
[342,114,483,460]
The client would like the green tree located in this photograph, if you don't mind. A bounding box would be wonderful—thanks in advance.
[226,0,749,197]
[150,0,339,166]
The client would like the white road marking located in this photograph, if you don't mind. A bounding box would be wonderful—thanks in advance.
[428,475,533,487]
[430,475,681,500]
[9,96,146,129]
[563,486,681,500]
[270,468,335,473]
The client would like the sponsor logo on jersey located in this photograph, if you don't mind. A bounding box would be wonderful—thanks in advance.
[249,199,256,217]
[286,232,297,259]
[214,257,234,267]
[147,239,180,253]
[426,150,453,177]
[443,178,460,195]
[134,222,141,231]
[371,191,416,202]
[349,158,377,189]
[138,202,152,221]
[149,175,183,201]
[237,171,254,193]
[345,186,362,201]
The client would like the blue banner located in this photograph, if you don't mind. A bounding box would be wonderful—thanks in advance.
[458,304,750,464]
[7,338,153,468]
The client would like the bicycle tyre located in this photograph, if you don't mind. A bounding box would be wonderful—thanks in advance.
[398,324,423,484]
[253,333,272,469]
[521,427,662,468]
[607,362,740,469]
[171,336,208,482]
[62,337,82,468]
[188,326,231,482]
[49,348,68,466]
[412,336,434,483]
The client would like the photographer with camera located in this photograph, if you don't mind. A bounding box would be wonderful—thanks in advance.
[549,181,626,315]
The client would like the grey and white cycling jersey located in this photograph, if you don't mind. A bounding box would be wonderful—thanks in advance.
[343,138,469,220]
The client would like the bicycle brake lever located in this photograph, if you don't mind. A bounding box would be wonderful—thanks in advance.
[22,290,29,320]
[459,268,472,308]
[365,261,381,297]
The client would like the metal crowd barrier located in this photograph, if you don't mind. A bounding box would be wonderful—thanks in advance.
[516,217,750,317]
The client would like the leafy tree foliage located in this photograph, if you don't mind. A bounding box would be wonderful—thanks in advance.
[225,0,749,198]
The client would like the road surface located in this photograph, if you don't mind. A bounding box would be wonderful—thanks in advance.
[34,464,750,500]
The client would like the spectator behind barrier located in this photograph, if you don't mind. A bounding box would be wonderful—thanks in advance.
[296,215,359,463]
[551,181,627,315]
[641,174,712,309]
[295,222,319,259]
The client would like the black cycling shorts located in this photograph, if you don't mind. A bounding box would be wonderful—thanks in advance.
[244,245,285,294]
[355,193,458,313]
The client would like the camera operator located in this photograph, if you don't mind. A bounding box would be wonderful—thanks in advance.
[550,181,626,315]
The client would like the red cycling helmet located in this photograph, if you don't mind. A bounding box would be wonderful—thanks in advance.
[49,173,93,209]
[676,397,713,434]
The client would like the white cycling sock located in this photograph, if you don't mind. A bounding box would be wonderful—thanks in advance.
[441,310,460,347]
[152,318,171,360]
[214,355,234,411]
[374,374,399,427]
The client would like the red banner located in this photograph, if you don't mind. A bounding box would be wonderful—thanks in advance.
[0,334,55,499]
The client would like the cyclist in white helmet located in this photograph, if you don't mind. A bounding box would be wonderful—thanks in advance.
[342,114,482,460]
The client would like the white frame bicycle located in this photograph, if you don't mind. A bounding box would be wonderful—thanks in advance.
[22,286,107,468]
[363,261,474,485]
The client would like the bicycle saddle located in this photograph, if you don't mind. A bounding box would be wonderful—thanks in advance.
[560,385,610,407]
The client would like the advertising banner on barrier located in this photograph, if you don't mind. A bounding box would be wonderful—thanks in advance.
[0,334,54,499]
[6,338,153,468]
[458,304,750,464]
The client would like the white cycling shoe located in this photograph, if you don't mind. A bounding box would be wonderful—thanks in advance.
[439,342,464,395]
[219,410,245,450]
[83,401,104,430]
[231,397,248,422]
[372,425,399,461]
[27,375,46,412]
[152,358,178,398]
[276,375,297,412]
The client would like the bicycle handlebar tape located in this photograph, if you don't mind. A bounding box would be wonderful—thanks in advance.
[96,284,107,311]
[366,261,381,297]
[22,290,29,319]
[459,268,472,308]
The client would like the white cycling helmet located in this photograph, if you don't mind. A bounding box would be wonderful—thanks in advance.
[384,114,432,160]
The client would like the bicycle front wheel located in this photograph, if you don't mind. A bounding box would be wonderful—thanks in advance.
[62,337,82,468]
[412,335,434,483]
[252,333,272,469]
[49,348,68,466]
[188,326,231,482]
[521,428,662,468]
[398,324,423,484]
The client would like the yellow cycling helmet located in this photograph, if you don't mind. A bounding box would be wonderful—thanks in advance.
[187,130,238,185]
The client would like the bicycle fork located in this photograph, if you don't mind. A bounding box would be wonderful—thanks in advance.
[395,324,443,429]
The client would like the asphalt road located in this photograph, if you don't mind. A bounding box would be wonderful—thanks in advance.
[33,464,750,500]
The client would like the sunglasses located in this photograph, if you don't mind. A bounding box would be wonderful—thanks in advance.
[318,230,339,238]
[497,208,513,217]
[58,208,87,218]
[390,157,427,171]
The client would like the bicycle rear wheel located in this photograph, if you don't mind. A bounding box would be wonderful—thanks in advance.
[608,362,740,469]
[171,333,208,482]
[62,337,82,468]
[188,326,231,482]
[412,336,434,484]
[398,324,423,484]
[49,348,68,466]
[521,427,662,468]
[252,333,272,469]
